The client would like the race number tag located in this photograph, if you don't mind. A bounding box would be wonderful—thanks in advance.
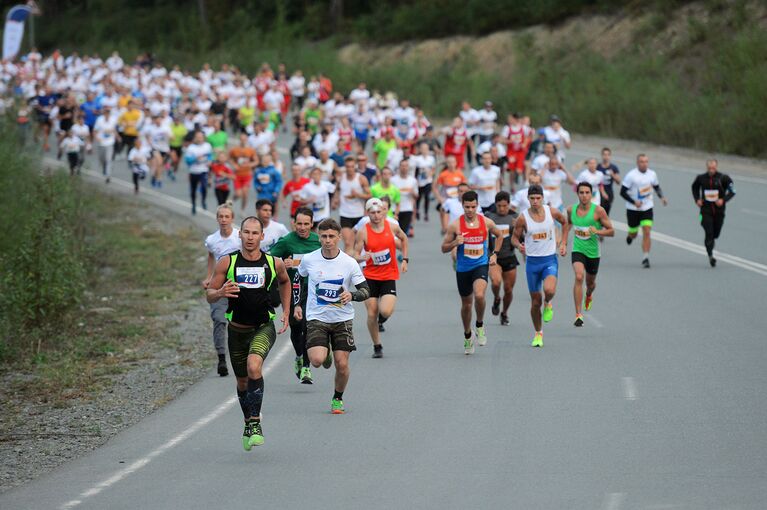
[704,189,719,202]
[237,157,249,166]
[638,185,652,199]
[236,267,265,289]
[496,224,510,238]
[446,187,458,198]
[574,226,591,239]
[291,254,303,265]
[371,249,392,266]
[464,243,484,259]
[532,231,549,242]
[316,279,343,305]
[257,173,271,184]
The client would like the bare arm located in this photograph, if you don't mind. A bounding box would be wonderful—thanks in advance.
[551,207,569,256]
[203,252,215,288]
[205,256,239,303]
[594,206,615,237]
[510,215,527,254]
[485,218,501,266]
[353,228,369,263]
[392,224,409,273]
[274,257,291,334]
[441,221,462,253]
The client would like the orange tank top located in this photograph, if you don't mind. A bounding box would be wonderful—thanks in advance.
[363,221,399,281]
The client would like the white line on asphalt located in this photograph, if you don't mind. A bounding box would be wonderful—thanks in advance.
[622,377,638,401]
[741,208,767,218]
[586,314,604,328]
[611,220,767,277]
[602,492,626,510]
[60,340,291,510]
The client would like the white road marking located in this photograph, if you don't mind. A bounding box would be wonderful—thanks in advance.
[622,377,638,401]
[602,492,626,510]
[741,208,767,218]
[611,220,767,277]
[586,314,604,328]
[60,340,291,509]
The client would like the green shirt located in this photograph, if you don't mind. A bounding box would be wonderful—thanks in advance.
[207,130,228,150]
[268,231,321,279]
[570,202,601,258]
[370,182,401,217]
[373,138,397,169]
[239,106,256,127]
[170,123,188,148]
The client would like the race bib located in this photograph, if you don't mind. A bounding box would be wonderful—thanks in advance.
[574,226,591,239]
[291,254,303,265]
[446,187,458,198]
[704,189,719,202]
[464,243,484,259]
[371,249,392,266]
[316,279,343,305]
[532,231,549,242]
[496,224,510,238]
[544,185,560,191]
[638,185,652,198]
[236,266,265,289]
[257,173,271,184]
[237,157,249,166]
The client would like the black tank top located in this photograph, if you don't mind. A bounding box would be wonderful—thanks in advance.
[225,251,276,326]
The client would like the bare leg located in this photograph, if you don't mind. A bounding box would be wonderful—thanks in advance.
[333,351,350,393]
[365,297,380,346]
[573,262,585,315]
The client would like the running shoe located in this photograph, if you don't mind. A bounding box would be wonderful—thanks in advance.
[217,354,228,377]
[372,346,383,359]
[626,235,633,245]
[500,313,509,326]
[322,349,333,369]
[300,366,313,384]
[584,295,593,311]
[242,421,255,451]
[642,258,650,269]
[331,398,345,414]
[491,298,501,316]
[574,314,584,327]
[709,256,716,267]
[294,356,302,380]
[476,326,487,346]
[531,332,544,348]
[543,304,554,323]
[378,323,385,332]
[248,419,264,447]
[464,335,475,355]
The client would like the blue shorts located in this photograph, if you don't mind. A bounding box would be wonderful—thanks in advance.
[525,254,558,293]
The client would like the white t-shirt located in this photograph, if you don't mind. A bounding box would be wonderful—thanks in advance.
[469,165,501,208]
[93,115,118,146]
[349,88,370,103]
[576,169,605,206]
[543,126,571,159]
[143,123,172,153]
[531,153,564,172]
[205,228,242,260]
[261,221,290,252]
[443,198,484,224]
[459,109,480,137]
[477,109,497,136]
[71,123,90,143]
[299,180,336,221]
[541,169,569,209]
[248,130,276,155]
[294,155,318,173]
[339,173,366,218]
[185,142,213,174]
[410,154,436,187]
[511,187,552,215]
[391,175,419,213]
[297,249,366,323]
[622,168,659,211]
[288,76,305,97]
[60,135,84,153]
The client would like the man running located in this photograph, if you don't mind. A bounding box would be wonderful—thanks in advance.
[469,152,502,214]
[565,183,614,327]
[510,185,568,347]
[354,198,409,358]
[203,204,242,376]
[485,191,518,326]
[441,191,504,354]
[269,207,322,383]
[338,155,371,253]
[256,199,289,253]
[206,216,291,450]
[596,147,621,216]
[620,154,668,268]
[691,159,736,267]
[293,219,370,414]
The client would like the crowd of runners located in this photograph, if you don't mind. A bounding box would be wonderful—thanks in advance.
[3,50,739,450]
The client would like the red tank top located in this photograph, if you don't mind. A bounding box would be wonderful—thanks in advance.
[363,221,399,281]
[506,124,524,152]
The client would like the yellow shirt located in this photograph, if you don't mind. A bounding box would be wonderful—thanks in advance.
[119,109,141,136]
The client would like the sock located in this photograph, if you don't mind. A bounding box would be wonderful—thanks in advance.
[378,313,388,325]
[475,321,483,328]
[236,389,248,420]
[464,331,472,339]
[245,377,264,420]
[373,344,382,352]
[643,251,649,260]
[333,390,344,401]
[218,353,226,362]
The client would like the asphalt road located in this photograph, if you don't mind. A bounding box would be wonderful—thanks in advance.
[2,127,766,510]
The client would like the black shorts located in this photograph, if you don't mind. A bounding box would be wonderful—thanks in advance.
[306,319,356,352]
[497,255,519,272]
[456,265,489,297]
[571,251,600,275]
[227,322,276,377]
[626,208,654,230]
[340,216,362,229]
[368,279,397,298]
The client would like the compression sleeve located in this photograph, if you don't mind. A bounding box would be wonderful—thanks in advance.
[724,175,736,202]
[351,281,370,302]
[620,185,633,203]
[691,176,701,201]
[292,271,304,306]
[653,185,664,199]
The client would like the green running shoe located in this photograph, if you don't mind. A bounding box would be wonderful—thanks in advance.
[322,349,333,369]
[300,366,313,384]
[293,356,302,379]
[331,398,345,414]
[464,335,474,355]
[247,419,264,447]
[574,314,584,327]
[543,304,554,323]
[476,326,487,346]
[531,332,544,348]
[242,421,254,451]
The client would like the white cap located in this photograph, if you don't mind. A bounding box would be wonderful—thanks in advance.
[365,198,384,211]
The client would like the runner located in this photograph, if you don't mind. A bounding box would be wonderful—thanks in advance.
[293,219,371,414]
[432,156,466,234]
[370,166,401,219]
[620,154,668,268]
[210,151,236,205]
[565,183,614,327]
[441,191,504,354]
[254,154,283,213]
[500,113,530,186]
[203,204,241,377]
[511,173,550,215]
[184,131,213,215]
[485,191,519,326]
[338,155,372,254]
[573,158,608,206]
[229,133,258,212]
[256,199,289,253]
[127,137,150,194]
[443,117,474,171]
[596,147,621,216]
[469,152,502,214]
[411,142,436,222]
[269,207,321,383]
[298,167,336,229]
[510,184,568,347]
[391,158,419,237]
[354,198,409,358]
[93,105,118,183]
[691,159,736,267]
[282,163,310,218]
[206,216,291,449]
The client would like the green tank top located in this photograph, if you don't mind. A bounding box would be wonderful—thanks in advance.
[570,202,601,258]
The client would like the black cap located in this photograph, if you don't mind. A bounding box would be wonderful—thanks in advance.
[527,184,544,197]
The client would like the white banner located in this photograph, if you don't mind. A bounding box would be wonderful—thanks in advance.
[3,4,33,61]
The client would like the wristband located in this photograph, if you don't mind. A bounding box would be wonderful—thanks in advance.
[402,257,409,262]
